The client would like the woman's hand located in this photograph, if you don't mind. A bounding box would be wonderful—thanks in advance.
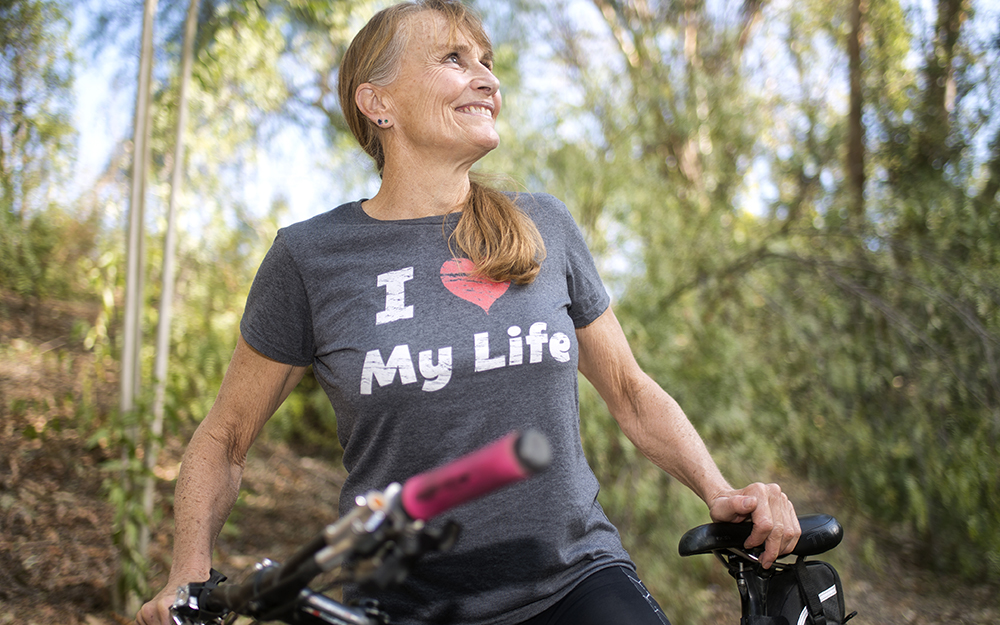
[136,582,183,625]
[707,482,800,569]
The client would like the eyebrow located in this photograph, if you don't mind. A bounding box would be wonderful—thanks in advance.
[440,40,494,64]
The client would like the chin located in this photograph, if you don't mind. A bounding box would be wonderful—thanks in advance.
[479,131,501,151]
[476,142,500,160]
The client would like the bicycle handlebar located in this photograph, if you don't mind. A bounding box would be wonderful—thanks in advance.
[172,429,551,625]
[401,429,551,521]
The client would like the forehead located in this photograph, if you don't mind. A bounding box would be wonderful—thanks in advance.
[403,10,491,57]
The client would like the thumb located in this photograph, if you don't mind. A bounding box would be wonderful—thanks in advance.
[734,495,758,514]
[711,494,758,522]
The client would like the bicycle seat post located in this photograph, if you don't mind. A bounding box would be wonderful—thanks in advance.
[724,555,767,624]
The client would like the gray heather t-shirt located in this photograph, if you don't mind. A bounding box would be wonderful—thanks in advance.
[240,193,633,625]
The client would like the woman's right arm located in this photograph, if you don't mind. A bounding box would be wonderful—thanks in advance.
[136,335,308,625]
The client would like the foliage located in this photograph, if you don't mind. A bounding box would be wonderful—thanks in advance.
[752,0,1000,578]
[748,182,1000,577]
[0,0,85,309]
[531,0,1000,586]
[73,0,369,610]
[102,403,157,607]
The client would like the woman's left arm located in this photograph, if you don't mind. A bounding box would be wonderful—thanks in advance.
[576,306,800,568]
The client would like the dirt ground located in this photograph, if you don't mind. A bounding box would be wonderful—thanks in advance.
[1,294,997,624]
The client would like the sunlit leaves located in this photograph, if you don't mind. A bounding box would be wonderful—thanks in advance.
[523,0,1000,585]
[0,0,84,308]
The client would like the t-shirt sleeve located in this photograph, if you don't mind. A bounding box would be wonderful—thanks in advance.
[239,232,315,366]
[530,194,610,328]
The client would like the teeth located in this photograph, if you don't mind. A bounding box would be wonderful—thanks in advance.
[462,106,491,117]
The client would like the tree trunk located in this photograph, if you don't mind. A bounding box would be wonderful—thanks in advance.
[141,0,200,573]
[116,0,158,615]
[847,0,866,224]
[976,127,1000,213]
[917,0,967,169]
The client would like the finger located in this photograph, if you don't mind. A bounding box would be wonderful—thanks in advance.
[761,517,785,568]
[743,484,774,548]
[710,494,758,523]
[755,485,800,568]
[745,484,784,566]
[779,494,800,555]
[136,594,171,625]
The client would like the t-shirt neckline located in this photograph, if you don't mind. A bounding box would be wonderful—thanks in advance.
[347,199,462,226]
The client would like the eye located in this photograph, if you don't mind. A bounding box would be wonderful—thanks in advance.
[446,52,462,64]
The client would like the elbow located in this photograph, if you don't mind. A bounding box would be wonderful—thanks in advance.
[605,368,647,434]
[188,416,253,473]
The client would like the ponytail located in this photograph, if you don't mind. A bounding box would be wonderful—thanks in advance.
[452,180,545,285]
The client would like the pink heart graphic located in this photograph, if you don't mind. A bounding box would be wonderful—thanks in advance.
[440,258,510,314]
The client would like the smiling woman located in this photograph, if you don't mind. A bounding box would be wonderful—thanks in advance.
[355,12,502,159]
[137,3,801,625]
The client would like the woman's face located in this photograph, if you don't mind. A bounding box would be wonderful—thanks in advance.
[380,11,502,165]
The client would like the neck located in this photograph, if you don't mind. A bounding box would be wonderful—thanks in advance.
[363,151,477,220]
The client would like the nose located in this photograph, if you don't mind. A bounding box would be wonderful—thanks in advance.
[473,62,499,96]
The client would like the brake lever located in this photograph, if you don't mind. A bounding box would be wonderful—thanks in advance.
[356,519,461,591]
[171,569,229,625]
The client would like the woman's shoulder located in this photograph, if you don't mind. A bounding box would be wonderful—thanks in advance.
[509,191,583,234]
[510,191,565,210]
[510,192,574,222]
[275,200,364,241]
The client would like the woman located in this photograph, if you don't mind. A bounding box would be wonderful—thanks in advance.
[137,2,800,624]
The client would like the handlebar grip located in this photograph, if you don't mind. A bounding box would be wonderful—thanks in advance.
[400,429,551,521]
[200,570,265,614]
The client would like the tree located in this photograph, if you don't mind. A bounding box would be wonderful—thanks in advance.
[0,0,77,317]
[846,0,865,222]
[529,0,1000,587]
[143,0,200,592]
[115,0,158,613]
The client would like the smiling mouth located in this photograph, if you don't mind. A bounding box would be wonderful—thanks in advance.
[457,104,493,118]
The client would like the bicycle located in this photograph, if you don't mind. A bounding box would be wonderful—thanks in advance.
[169,429,552,625]
[169,428,854,625]
[679,513,857,624]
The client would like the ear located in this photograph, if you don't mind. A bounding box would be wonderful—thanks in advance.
[356,83,391,126]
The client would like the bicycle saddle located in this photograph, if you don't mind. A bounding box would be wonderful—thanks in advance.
[678,514,843,558]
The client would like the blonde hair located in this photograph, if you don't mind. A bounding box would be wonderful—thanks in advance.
[337,0,544,285]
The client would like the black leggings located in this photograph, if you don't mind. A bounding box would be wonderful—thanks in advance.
[519,567,671,625]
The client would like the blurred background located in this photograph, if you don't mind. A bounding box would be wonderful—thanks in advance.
[1,0,998,622]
